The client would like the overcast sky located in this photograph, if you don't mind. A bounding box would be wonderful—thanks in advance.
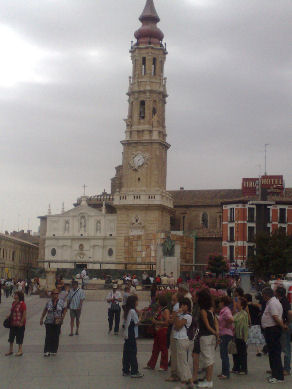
[0,0,291,232]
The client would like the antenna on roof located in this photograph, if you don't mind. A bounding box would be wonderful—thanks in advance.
[264,144,269,175]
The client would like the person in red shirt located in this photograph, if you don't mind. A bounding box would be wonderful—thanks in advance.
[5,291,26,357]
[177,276,183,285]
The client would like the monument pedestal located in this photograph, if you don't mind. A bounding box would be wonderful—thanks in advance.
[240,272,252,293]
[156,256,180,280]
[157,241,181,280]
[45,269,57,291]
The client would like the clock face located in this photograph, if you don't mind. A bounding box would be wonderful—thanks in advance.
[133,154,145,169]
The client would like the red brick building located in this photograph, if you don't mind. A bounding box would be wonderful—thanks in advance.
[222,177,292,268]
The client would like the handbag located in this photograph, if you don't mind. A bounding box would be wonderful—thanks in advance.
[54,317,63,326]
[228,339,237,355]
[110,292,121,312]
[53,300,63,326]
[110,303,120,312]
[3,317,11,329]
[3,301,20,329]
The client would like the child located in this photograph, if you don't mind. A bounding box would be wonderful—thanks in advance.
[122,295,143,378]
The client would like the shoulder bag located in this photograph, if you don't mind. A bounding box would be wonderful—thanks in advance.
[3,302,20,329]
[67,288,80,309]
[53,300,63,326]
[3,317,11,329]
[110,292,121,312]
[228,338,237,355]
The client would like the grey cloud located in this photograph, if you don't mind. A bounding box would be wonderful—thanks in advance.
[0,0,291,231]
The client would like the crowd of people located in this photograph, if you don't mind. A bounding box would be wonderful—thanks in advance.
[120,283,292,386]
[0,278,40,302]
[2,274,292,388]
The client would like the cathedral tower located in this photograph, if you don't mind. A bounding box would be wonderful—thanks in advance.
[114,0,173,262]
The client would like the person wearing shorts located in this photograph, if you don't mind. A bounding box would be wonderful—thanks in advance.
[67,281,85,336]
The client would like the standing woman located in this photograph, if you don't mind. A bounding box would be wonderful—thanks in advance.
[218,296,234,379]
[245,293,265,357]
[170,297,193,385]
[232,297,249,375]
[232,287,244,313]
[40,289,67,357]
[150,283,157,305]
[146,295,170,371]
[5,291,26,357]
[197,290,219,388]
[122,295,143,378]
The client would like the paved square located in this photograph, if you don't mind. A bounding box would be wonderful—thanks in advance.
[0,295,291,389]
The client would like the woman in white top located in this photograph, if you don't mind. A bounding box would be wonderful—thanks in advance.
[166,297,193,384]
[122,295,143,379]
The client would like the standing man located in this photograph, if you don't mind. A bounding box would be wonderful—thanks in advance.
[67,280,85,336]
[107,284,122,335]
[261,287,286,384]
[80,268,87,290]
[275,286,292,376]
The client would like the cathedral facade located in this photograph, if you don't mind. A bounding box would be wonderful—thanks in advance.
[42,196,116,269]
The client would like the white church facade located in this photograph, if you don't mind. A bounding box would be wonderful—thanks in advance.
[44,196,116,269]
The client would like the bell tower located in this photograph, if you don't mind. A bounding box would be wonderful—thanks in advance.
[114,0,173,262]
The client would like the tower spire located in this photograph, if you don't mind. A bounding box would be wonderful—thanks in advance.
[135,0,164,45]
[139,0,160,23]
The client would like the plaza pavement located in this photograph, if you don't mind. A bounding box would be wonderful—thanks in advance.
[0,293,291,389]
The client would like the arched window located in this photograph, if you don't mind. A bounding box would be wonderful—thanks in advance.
[218,214,222,229]
[139,101,145,119]
[201,212,209,228]
[152,57,156,75]
[142,57,146,75]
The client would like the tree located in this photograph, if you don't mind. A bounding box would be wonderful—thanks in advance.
[247,230,292,279]
[207,255,228,278]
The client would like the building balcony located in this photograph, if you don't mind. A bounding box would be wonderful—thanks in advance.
[278,218,287,224]
[113,190,174,209]
[247,218,255,223]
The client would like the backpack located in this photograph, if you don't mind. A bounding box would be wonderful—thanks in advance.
[185,315,199,341]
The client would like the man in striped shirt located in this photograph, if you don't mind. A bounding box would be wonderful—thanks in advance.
[67,281,85,336]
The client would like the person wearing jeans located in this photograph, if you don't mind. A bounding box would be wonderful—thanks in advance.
[107,284,122,335]
[281,324,292,375]
[232,298,249,375]
[122,295,143,378]
[261,287,285,384]
[275,286,292,375]
[218,296,234,379]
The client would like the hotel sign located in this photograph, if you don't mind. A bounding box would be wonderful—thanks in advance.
[242,175,284,196]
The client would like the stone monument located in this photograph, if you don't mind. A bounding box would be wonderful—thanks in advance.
[45,268,57,291]
[157,236,180,280]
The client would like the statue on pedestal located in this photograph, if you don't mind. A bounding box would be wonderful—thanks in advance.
[162,236,175,257]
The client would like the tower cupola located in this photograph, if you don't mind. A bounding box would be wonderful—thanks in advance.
[134,0,164,45]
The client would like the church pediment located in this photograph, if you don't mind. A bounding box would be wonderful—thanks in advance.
[61,204,102,217]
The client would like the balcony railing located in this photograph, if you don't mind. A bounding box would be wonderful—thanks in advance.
[279,217,287,224]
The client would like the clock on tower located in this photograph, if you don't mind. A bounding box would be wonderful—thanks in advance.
[114,0,173,262]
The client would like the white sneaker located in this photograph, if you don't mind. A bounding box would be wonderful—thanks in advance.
[43,352,50,357]
[198,381,213,388]
[268,377,284,384]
